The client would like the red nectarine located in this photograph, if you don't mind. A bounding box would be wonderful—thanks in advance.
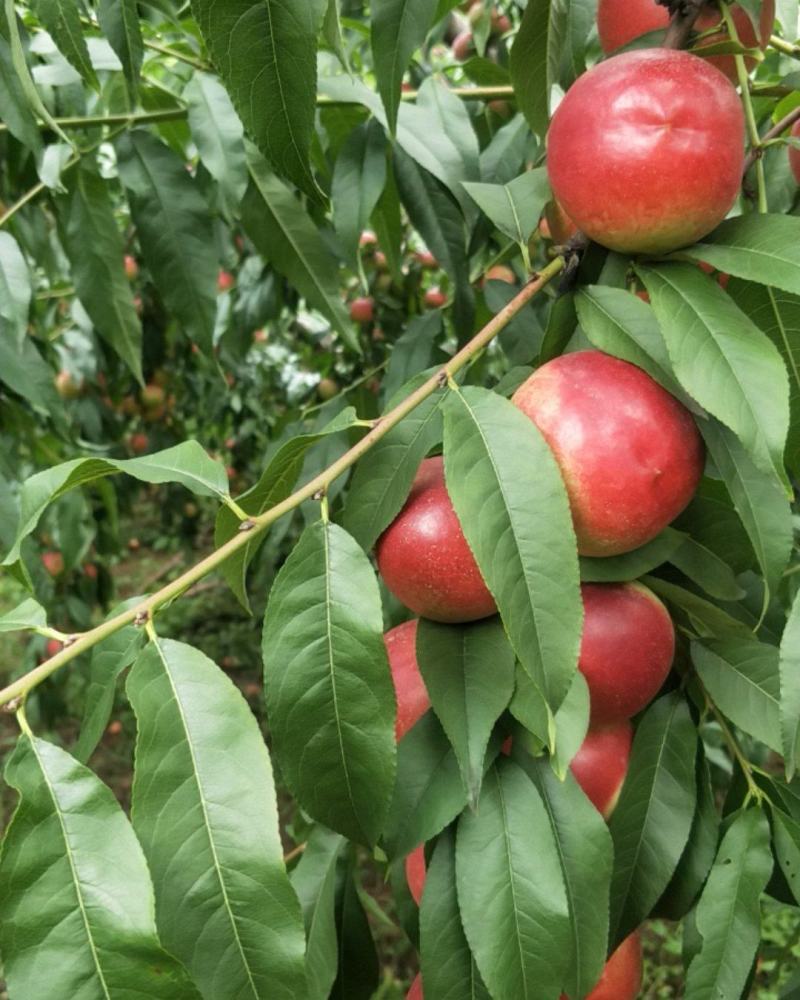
[580,582,675,724]
[405,844,427,906]
[512,351,704,556]
[570,720,633,818]
[547,50,745,254]
[384,620,430,740]
[562,932,643,1000]
[349,297,375,324]
[377,458,496,622]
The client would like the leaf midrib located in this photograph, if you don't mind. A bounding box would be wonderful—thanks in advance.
[28,737,112,1000]
[153,639,260,1000]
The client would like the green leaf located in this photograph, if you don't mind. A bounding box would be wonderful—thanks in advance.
[0,30,42,157]
[684,809,773,1000]
[638,262,790,487]
[540,290,578,363]
[609,693,698,945]
[692,638,781,753]
[35,0,97,87]
[73,598,144,764]
[0,323,63,415]
[771,807,800,907]
[725,280,800,480]
[184,71,248,207]
[382,711,470,860]
[523,755,614,1000]
[657,754,720,921]
[668,534,745,601]
[0,735,199,1000]
[0,597,45,632]
[643,575,753,640]
[442,386,582,712]
[215,408,361,610]
[371,156,404,282]
[5,442,229,564]
[393,149,475,337]
[580,528,683,583]
[420,828,491,1000]
[700,418,793,597]
[116,130,217,356]
[243,151,359,352]
[128,638,307,999]
[456,760,571,1000]
[417,617,515,806]
[0,232,30,343]
[681,215,800,298]
[575,285,697,410]
[191,0,325,200]
[332,120,387,269]
[262,521,396,845]
[371,0,438,134]
[98,0,142,96]
[322,0,349,70]
[510,0,563,138]
[290,826,345,1000]
[782,590,800,781]
[417,77,480,186]
[480,113,529,186]
[463,168,550,249]
[55,160,143,380]
[550,669,590,778]
[509,663,550,745]
[382,314,440,401]
[331,856,379,1000]
[343,385,442,552]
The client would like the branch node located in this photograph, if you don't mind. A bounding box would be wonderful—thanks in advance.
[436,370,449,388]
[238,519,255,532]
[2,697,23,715]
[133,610,150,628]
[312,488,326,502]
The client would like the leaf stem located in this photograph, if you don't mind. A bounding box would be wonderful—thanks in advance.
[742,104,800,176]
[222,495,250,522]
[0,107,189,135]
[722,4,768,212]
[769,34,800,59]
[0,258,566,708]
[702,686,765,804]
[143,39,210,72]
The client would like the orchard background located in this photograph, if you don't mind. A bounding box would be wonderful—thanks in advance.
[1,0,800,997]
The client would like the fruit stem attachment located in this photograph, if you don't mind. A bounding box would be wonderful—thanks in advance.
[769,34,800,59]
[0,257,566,710]
[661,0,712,49]
[222,495,251,522]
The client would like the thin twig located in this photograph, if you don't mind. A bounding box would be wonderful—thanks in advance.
[743,104,800,175]
[2,259,566,708]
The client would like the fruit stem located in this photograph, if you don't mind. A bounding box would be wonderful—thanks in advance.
[0,257,566,709]
[662,0,711,49]
[721,4,768,212]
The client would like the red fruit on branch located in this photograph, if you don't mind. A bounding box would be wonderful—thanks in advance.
[405,844,427,905]
[83,563,98,580]
[424,288,447,309]
[41,551,64,577]
[543,200,579,245]
[407,974,424,1000]
[791,120,800,185]
[415,250,438,269]
[597,0,775,82]
[571,721,633,818]
[580,582,675,723]
[484,265,516,285]
[547,50,744,254]
[512,351,704,556]
[46,638,63,657]
[384,619,430,740]
[54,370,83,400]
[124,254,139,281]
[349,297,375,324]
[452,30,475,61]
[377,457,496,622]
[217,269,235,293]
[562,932,643,1000]
[129,433,149,455]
